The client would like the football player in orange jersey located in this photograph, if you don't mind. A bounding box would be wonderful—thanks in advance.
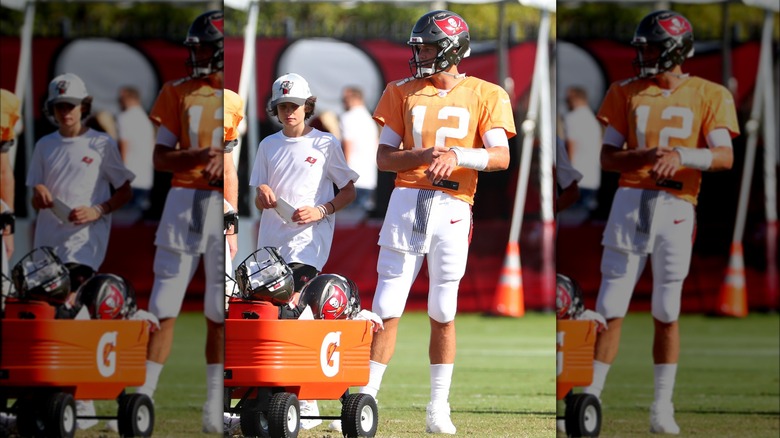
[1,88,21,285]
[582,10,738,435]
[138,10,226,433]
[356,10,515,435]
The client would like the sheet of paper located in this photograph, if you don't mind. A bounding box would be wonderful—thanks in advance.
[51,198,72,224]
[274,197,296,224]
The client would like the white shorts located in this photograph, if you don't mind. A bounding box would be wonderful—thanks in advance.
[373,187,471,322]
[597,188,695,322]
[149,187,225,323]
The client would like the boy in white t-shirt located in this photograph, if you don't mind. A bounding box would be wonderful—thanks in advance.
[25,74,134,431]
[27,73,134,290]
[249,72,358,430]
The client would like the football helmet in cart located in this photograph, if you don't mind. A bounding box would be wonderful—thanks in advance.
[235,247,295,305]
[11,247,70,305]
[298,274,361,320]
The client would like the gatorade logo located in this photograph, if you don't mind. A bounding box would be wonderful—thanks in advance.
[97,331,118,377]
[320,331,341,378]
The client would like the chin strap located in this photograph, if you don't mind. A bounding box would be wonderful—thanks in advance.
[438,71,466,79]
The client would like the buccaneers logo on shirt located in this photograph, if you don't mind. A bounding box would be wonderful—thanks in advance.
[305,156,317,165]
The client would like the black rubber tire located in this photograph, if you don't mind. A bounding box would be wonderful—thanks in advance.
[240,397,270,438]
[43,393,76,438]
[16,397,45,437]
[565,393,601,437]
[266,392,299,438]
[340,393,378,437]
[117,393,154,437]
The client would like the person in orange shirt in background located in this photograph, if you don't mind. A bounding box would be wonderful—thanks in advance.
[136,10,226,434]
[582,10,738,435]
[1,88,21,289]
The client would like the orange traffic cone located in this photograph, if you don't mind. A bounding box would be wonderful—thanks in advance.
[717,242,748,317]
[491,240,524,317]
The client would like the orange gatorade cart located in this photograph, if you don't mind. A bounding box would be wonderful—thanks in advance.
[0,299,154,437]
[557,319,601,437]
[224,299,378,438]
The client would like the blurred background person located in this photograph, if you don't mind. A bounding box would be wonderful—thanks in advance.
[560,86,602,225]
[116,85,155,223]
[339,85,379,222]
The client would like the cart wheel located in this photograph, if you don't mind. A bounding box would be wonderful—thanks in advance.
[16,398,45,437]
[43,392,76,438]
[564,393,601,437]
[341,393,378,437]
[240,398,270,437]
[118,393,154,437]
[267,392,299,438]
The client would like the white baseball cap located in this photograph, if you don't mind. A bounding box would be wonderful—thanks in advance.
[270,73,312,107]
[47,73,89,106]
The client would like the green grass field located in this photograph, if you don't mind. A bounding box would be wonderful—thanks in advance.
[559,312,780,438]
[68,311,778,438]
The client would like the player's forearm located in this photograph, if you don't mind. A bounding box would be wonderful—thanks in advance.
[0,154,13,211]
[376,144,429,172]
[600,145,654,173]
[482,146,510,172]
[153,145,206,173]
[224,153,239,211]
[708,146,733,172]
[329,182,356,213]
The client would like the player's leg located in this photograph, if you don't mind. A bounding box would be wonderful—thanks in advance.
[424,195,470,434]
[585,246,647,399]
[141,246,199,397]
[648,200,694,434]
[362,246,423,398]
[203,230,226,433]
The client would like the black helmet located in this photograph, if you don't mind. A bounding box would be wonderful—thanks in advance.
[556,273,585,320]
[298,274,361,320]
[235,247,295,305]
[407,10,471,78]
[11,247,70,305]
[75,273,137,319]
[184,10,224,77]
[631,10,694,78]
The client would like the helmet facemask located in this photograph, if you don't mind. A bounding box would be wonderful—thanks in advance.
[235,247,295,305]
[11,247,71,305]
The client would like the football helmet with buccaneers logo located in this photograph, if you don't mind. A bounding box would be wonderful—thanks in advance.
[184,10,224,78]
[298,274,361,320]
[235,247,295,305]
[556,273,585,320]
[76,273,137,319]
[631,10,694,78]
[12,247,70,305]
[408,10,471,78]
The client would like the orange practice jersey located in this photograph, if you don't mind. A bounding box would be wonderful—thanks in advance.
[373,76,516,205]
[224,89,244,143]
[150,76,222,191]
[598,76,739,205]
[1,88,21,143]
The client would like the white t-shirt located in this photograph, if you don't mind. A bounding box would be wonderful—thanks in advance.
[563,106,602,191]
[556,137,583,190]
[116,105,155,190]
[26,129,135,270]
[338,105,378,190]
[249,128,359,271]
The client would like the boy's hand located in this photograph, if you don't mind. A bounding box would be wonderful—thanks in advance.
[70,206,101,225]
[32,184,54,209]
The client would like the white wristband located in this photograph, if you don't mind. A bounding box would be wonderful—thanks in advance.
[674,147,713,171]
[449,146,489,171]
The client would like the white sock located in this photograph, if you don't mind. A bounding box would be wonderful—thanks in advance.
[137,361,164,397]
[583,360,611,399]
[430,364,454,405]
[360,360,387,398]
[205,363,223,406]
[653,363,678,405]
